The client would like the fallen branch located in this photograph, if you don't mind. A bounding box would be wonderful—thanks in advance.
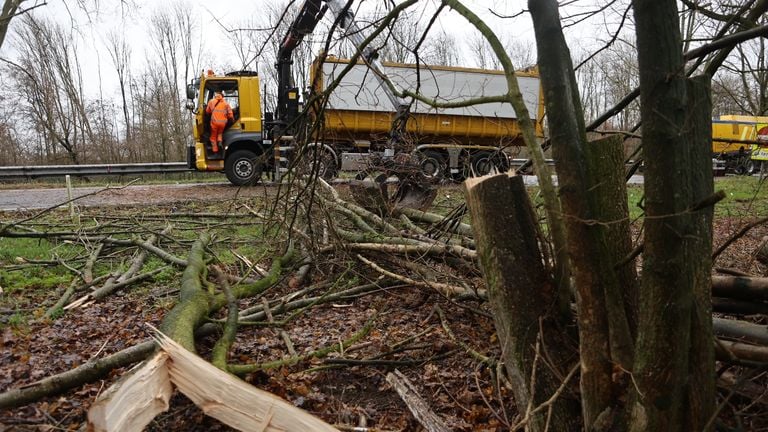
[0,340,156,410]
[65,267,169,310]
[712,297,768,316]
[159,232,213,352]
[714,317,768,345]
[323,242,477,262]
[228,315,376,375]
[712,276,768,301]
[716,339,768,363]
[262,297,297,356]
[357,254,484,299]
[386,369,450,432]
[396,207,474,238]
[211,267,239,370]
[44,273,111,318]
[82,243,104,284]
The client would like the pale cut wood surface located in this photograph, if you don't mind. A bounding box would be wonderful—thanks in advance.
[88,351,172,432]
[157,332,340,432]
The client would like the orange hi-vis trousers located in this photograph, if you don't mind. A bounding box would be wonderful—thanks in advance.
[210,121,226,152]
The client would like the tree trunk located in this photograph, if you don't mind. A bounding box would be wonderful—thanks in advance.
[529,1,638,427]
[630,1,715,429]
[683,76,715,432]
[465,173,581,432]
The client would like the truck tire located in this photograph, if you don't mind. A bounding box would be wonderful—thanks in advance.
[415,150,446,180]
[470,151,509,176]
[303,146,338,180]
[225,149,262,186]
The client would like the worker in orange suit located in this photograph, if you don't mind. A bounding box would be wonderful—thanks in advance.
[205,92,234,153]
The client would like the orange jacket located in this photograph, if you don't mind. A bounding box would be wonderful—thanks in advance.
[206,94,234,125]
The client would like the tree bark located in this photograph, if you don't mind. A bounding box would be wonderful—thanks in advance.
[465,173,580,432]
[684,76,716,432]
[159,232,213,352]
[386,370,449,432]
[630,1,715,429]
[713,275,768,300]
[0,340,156,410]
[530,1,638,427]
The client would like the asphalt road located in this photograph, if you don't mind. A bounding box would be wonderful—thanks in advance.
[0,182,257,212]
[0,175,646,212]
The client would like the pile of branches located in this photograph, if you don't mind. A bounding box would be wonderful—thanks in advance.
[0,177,767,430]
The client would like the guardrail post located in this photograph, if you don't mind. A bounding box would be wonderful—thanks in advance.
[65,175,79,225]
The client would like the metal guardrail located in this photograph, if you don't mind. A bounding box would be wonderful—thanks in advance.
[0,158,562,182]
[0,162,193,180]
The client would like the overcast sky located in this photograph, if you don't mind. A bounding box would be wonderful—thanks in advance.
[0,0,615,99]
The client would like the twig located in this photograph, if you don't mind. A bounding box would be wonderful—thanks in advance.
[357,254,484,299]
[435,306,492,364]
[228,314,377,375]
[713,216,768,260]
[262,297,297,356]
[212,266,239,370]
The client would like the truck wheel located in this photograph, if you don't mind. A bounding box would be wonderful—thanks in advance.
[746,160,761,176]
[471,151,509,176]
[303,146,338,180]
[225,149,262,186]
[415,150,446,180]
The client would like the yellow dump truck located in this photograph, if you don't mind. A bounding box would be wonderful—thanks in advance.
[306,56,545,179]
[185,0,545,186]
[185,60,546,185]
[712,115,768,175]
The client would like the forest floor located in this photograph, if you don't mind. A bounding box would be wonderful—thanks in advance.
[0,177,767,431]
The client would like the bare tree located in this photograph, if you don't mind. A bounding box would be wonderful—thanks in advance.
[377,8,422,63]
[9,14,93,164]
[146,2,197,162]
[713,25,767,115]
[420,27,459,66]
[105,30,133,144]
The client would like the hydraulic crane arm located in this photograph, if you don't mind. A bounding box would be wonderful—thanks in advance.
[275,0,327,129]
[324,0,411,150]
[275,0,411,149]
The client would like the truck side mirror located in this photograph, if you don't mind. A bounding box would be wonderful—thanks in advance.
[186,84,196,100]
[185,101,196,112]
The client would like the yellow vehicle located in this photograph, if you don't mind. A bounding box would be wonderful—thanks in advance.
[185,0,546,186]
[185,61,546,185]
[712,115,768,175]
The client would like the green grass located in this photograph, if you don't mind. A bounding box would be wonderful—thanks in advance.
[0,237,79,294]
[0,172,228,190]
[714,176,768,211]
[625,176,768,220]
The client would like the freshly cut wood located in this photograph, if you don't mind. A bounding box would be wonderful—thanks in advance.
[156,331,339,432]
[386,369,449,432]
[88,352,172,432]
[712,275,768,301]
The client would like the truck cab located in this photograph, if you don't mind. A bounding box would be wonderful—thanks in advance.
[186,71,270,185]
